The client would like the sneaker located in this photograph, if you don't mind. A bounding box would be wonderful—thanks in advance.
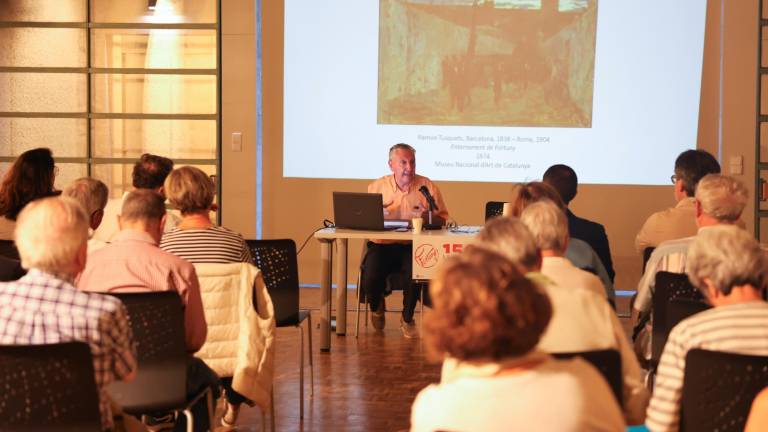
[400,316,418,339]
[371,298,386,330]
[142,413,176,432]
[220,402,241,430]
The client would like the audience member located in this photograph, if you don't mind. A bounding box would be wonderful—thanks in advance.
[362,143,448,338]
[411,246,625,432]
[633,174,748,361]
[93,153,179,242]
[77,189,217,431]
[543,163,615,282]
[485,212,648,424]
[635,149,720,253]
[63,177,109,252]
[645,225,768,432]
[160,166,251,264]
[0,147,59,240]
[158,166,251,426]
[0,196,136,430]
[510,181,615,301]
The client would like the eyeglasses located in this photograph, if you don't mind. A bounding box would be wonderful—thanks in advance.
[670,174,677,184]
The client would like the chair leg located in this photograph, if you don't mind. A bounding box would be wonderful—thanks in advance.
[355,282,362,338]
[205,390,214,432]
[307,313,314,397]
[299,324,305,420]
[420,286,425,334]
[183,409,194,432]
[270,386,276,432]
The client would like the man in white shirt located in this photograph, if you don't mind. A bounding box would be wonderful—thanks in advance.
[511,203,649,425]
[92,153,180,242]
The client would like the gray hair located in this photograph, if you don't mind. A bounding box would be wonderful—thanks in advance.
[686,225,767,295]
[695,174,748,223]
[477,216,541,271]
[121,189,166,223]
[519,200,569,253]
[388,143,416,159]
[63,177,108,216]
[15,196,88,274]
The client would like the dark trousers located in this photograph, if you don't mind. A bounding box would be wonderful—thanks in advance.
[360,242,428,323]
[221,377,248,405]
[173,356,221,432]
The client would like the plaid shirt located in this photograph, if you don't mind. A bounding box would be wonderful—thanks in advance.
[0,269,137,430]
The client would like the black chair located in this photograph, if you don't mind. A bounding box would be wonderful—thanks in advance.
[246,239,313,419]
[108,292,213,432]
[681,349,768,432]
[0,239,20,261]
[553,350,623,407]
[484,201,506,221]
[0,254,25,281]
[0,342,102,432]
[642,246,655,272]
[651,272,706,364]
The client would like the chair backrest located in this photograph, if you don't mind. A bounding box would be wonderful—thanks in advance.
[107,291,187,413]
[0,342,101,431]
[552,349,623,407]
[247,239,300,327]
[642,247,655,272]
[652,272,705,362]
[667,299,711,335]
[682,349,768,432]
[0,239,19,261]
[484,201,506,221]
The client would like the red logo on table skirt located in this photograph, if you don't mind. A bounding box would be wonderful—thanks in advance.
[415,244,439,269]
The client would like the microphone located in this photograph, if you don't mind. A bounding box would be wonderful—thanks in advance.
[418,186,439,211]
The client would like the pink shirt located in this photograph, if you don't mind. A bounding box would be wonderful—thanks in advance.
[77,229,207,353]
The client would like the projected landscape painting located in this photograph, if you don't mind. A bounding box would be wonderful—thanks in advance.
[377,0,598,127]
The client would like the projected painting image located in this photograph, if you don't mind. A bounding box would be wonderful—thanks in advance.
[377,0,598,128]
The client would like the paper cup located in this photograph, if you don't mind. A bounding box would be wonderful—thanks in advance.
[412,217,423,233]
[502,202,512,217]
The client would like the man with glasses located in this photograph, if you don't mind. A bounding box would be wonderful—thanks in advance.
[634,149,720,253]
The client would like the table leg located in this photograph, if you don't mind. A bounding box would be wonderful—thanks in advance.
[319,239,333,351]
[335,238,348,335]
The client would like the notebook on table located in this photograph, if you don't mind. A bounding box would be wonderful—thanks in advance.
[332,192,409,231]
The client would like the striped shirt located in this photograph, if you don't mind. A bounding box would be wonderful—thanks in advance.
[646,301,768,432]
[0,269,137,430]
[160,225,252,264]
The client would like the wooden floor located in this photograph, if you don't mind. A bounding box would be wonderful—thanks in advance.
[223,288,634,432]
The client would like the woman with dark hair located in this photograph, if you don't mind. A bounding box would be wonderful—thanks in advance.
[0,148,58,240]
[410,246,624,432]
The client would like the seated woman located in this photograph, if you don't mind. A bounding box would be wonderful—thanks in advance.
[158,166,253,427]
[160,166,251,264]
[410,246,625,432]
[0,148,59,241]
[510,181,615,302]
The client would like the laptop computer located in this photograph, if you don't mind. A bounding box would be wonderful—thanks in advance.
[332,192,408,230]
